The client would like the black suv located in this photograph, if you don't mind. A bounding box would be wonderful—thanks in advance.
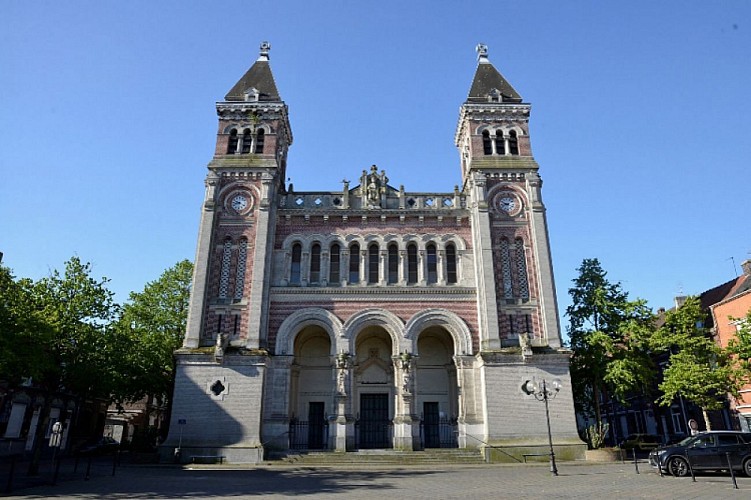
[649,431,751,477]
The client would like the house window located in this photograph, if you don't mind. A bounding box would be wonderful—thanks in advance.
[227,129,238,154]
[446,243,457,284]
[509,130,519,155]
[407,243,418,284]
[234,239,247,299]
[368,244,379,284]
[219,239,232,298]
[310,243,321,284]
[426,243,437,285]
[516,238,529,300]
[482,130,492,155]
[254,129,265,154]
[329,243,341,283]
[241,129,252,154]
[387,243,398,284]
[349,243,360,284]
[495,130,505,155]
[290,243,302,285]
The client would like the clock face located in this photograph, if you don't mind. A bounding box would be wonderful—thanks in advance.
[498,195,516,213]
[231,194,248,212]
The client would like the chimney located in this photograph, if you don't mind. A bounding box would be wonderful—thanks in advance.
[741,259,751,276]
[674,296,688,309]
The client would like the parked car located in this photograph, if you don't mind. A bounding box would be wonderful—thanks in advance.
[649,431,751,477]
[77,436,120,456]
[621,433,661,451]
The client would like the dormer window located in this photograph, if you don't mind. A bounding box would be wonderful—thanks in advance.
[244,87,260,102]
[487,88,502,103]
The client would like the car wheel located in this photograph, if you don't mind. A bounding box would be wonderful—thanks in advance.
[668,456,690,477]
[743,458,751,478]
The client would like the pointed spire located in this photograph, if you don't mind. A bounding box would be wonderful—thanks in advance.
[224,41,281,102]
[466,43,522,103]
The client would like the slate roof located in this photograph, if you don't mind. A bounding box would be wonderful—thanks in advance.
[466,60,523,103]
[224,59,281,102]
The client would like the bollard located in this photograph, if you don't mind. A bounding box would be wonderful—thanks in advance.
[85,456,92,481]
[620,448,625,464]
[632,449,639,474]
[5,455,17,493]
[726,452,738,490]
[685,451,696,482]
[52,456,62,486]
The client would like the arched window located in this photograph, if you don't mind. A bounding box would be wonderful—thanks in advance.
[482,130,492,155]
[500,238,513,299]
[241,129,252,154]
[234,238,247,299]
[515,238,529,300]
[219,239,232,298]
[254,129,265,154]
[495,130,505,155]
[426,243,437,285]
[310,243,321,284]
[368,244,379,284]
[348,243,360,284]
[329,243,341,284]
[407,243,418,284]
[446,243,457,284]
[387,243,398,284]
[508,130,519,155]
[290,243,302,285]
[227,129,238,154]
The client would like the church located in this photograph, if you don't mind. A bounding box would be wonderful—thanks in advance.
[161,42,584,463]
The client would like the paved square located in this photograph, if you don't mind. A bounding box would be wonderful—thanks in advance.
[6,461,751,499]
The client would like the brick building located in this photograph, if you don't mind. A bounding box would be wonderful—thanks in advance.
[161,43,584,463]
[709,260,751,431]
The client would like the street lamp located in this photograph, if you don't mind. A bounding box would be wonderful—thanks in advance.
[523,378,562,476]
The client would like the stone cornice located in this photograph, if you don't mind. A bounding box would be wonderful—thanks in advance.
[455,103,531,144]
[270,286,477,302]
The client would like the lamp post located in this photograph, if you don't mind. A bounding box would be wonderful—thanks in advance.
[523,378,562,476]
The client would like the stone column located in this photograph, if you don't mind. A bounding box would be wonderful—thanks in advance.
[393,353,419,451]
[332,352,353,452]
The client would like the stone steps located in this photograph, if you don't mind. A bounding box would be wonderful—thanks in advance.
[266,449,486,466]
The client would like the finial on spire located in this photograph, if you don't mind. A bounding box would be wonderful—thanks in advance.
[476,43,489,63]
[258,41,271,61]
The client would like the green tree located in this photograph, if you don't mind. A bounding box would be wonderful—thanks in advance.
[23,257,118,474]
[567,258,655,437]
[111,260,192,411]
[650,296,735,430]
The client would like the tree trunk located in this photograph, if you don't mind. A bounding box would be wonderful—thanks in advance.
[593,383,602,426]
[702,407,712,431]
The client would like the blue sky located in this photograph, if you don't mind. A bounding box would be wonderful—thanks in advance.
[1,1,749,328]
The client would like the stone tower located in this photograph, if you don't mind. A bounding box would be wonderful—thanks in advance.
[162,43,584,464]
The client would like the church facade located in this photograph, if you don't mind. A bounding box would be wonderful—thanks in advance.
[162,43,584,463]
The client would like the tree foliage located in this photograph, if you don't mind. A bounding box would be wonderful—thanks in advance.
[650,296,738,429]
[725,307,751,384]
[567,258,655,429]
[111,259,193,405]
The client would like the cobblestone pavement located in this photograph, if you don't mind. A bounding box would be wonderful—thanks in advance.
[5,461,751,499]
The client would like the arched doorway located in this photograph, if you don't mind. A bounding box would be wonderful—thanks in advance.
[353,326,394,449]
[416,327,458,448]
[290,326,332,450]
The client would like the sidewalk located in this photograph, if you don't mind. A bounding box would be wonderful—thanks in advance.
[5,460,750,499]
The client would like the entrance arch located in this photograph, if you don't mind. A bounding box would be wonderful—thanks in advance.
[289,325,332,449]
[352,325,394,449]
[416,327,458,448]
